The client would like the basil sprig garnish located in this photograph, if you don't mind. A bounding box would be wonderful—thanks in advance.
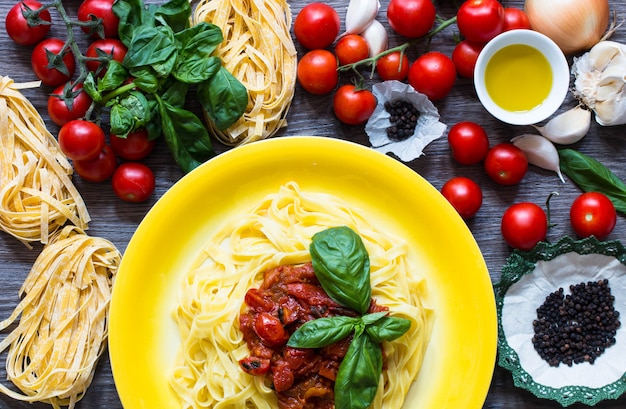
[288,226,411,409]
[559,149,626,214]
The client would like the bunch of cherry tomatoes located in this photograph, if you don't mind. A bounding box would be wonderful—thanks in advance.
[292,0,533,126]
[5,0,155,203]
[292,0,618,251]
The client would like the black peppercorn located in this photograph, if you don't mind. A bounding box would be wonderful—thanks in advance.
[532,279,620,367]
[385,100,420,142]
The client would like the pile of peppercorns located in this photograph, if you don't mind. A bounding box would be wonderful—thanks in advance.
[385,100,420,142]
[532,279,621,367]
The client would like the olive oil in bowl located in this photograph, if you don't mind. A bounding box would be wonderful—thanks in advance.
[474,29,569,125]
[484,44,552,112]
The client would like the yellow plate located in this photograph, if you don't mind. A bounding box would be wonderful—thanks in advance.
[109,136,497,408]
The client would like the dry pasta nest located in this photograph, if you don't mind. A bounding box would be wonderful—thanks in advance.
[192,0,297,146]
[0,226,120,409]
[0,76,90,246]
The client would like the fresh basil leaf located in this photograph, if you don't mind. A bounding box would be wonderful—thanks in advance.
[153,0,191,33]
[365,316,411,343]
[173,23,223,84]
[113,0,153,46]
[122,25,177,76]
[174,55,221,84]
[158,98,215,172]
[82,73,102,103]
[145,99,162,140]
[160,80,189,108]
[108,91,151,136]
[197,66,247,131]
[335,331,382,409]
[310,226,372,314]
[287,316,359,349]
[559,149,626,214]
[174,22,222,56]
[360,311,387,326]
[129,66,160,93]
[98,60,128,92]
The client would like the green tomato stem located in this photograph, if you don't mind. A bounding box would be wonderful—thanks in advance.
[337,15,458,74]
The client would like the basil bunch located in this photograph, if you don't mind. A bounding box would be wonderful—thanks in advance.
[288,226,411,409]
[559,149,626,214]
[84,0,247,173]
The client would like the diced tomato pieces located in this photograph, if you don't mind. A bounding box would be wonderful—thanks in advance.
[286,283,340,307]
[254,312,289,347]
[239,357,271,375]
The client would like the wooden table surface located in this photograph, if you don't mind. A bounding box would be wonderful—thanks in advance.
[1,0,626,408]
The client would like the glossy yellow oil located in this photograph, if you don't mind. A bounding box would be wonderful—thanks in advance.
[484,44,552,112]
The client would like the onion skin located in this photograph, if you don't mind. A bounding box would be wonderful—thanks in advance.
[524,0,610,55]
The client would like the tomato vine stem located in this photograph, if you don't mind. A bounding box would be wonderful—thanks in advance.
[337,15,458,82]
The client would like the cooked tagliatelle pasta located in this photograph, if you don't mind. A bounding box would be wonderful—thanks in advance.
[171,182,434,408]
[0,76,90,246]
[192,0,297,145]
[0,226,121,409]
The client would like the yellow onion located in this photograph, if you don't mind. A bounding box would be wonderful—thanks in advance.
[524,0,610,54]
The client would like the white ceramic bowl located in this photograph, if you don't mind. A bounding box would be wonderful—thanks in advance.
[474,29,569,125]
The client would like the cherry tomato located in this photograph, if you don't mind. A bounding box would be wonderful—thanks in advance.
[110,129,156,160]
[334,34,369,66]
[85,38,127,76]
[111,162,155,203]
[484,143,528,185]
[5,0,51,46]
[447,121,490,165]
[441,176,483,219]
[254,312,289,347]
[451,40,484,79]
[376,51,409,81]
[47,83,92,127]
[31,38,75,87]
[457,0,504,44]
[73,144,117,182]
[78,0,119,38]
[332,84,377,125]
[501,202,547,250]
[387,0,436,38]
[502,7,531,31]
[408,51,456,101]
[297,49,338,95]
[570,192,617,240]
[58,120,105,161]
[293,2,340,50]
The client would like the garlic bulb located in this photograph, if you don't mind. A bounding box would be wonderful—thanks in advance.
[571,40,626,126]
[511,134,565,183]
[360,19,388,58]
[524,0,610,55]
[532,106,591,144]
[341,0,380,38]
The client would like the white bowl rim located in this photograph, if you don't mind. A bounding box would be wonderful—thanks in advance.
[474,29,569,125]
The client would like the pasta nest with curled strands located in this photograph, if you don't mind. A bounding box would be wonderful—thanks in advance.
[193,0,297,146]
[0,226,121,409]
[0,76,90,247]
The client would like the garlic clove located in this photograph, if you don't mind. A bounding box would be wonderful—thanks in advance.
[511,133,565,183]
[341,0,380,39]
[531,106,591,145]
[360,19,388,58]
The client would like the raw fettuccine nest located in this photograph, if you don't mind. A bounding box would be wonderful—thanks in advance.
[0,76,90,246]
[0,226,121,409]
[193,0,297,146]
